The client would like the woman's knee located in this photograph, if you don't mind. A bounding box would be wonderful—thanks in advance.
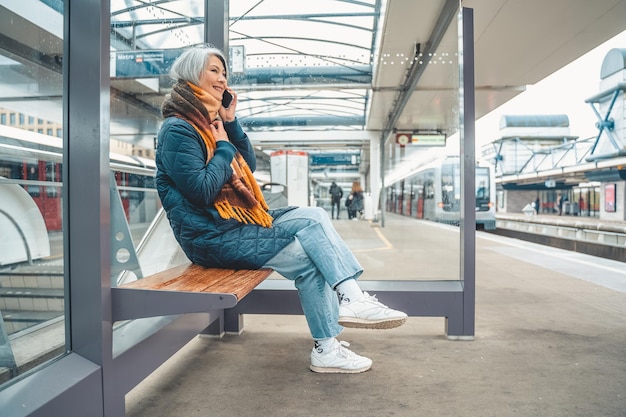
[302,206,328,222]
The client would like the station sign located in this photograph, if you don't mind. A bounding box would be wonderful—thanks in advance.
[310,153,360,166]
[396,132,446,147]
[111,49,182,78]
[111,47,245,78]
[411,133,446,146]
[229,45,246,74]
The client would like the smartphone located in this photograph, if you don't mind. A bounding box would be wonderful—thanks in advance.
[221,90,233,109]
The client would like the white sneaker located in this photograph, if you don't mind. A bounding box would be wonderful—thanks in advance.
[339,292,408,329]
[310,340,372,374]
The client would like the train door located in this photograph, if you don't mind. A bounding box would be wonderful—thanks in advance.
[407,184,414,217]
[115,171,131,220]
[386,186,394,212]
[24,161,62,231]
[42,161,62,231]
[422,176,436,220]
[398,180,405,215]
[416,184,425,219]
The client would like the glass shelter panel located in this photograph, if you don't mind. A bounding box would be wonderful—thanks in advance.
[107,0,381,283]
[106,1,472,288]
[382,5,465,281]
[0,2,65,386]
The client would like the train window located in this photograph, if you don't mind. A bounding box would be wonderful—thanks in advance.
[497,190,505,209]
[27,185,41,197]
[25,162,41,196]
[425,180,435,199]
[26,163,38,179]
[441,162,459,210]
[45,162,59,197]
[476,168,490,199]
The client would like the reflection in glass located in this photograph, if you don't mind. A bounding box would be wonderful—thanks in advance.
[0,1,65,385]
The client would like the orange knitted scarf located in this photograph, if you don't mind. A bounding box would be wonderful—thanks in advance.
[162,81,272,227]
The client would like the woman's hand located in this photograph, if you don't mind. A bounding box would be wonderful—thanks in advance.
[218,88,237,123]
[209,120,229,142]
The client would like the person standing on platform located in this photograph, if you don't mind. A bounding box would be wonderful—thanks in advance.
[155,45,407,374]
[535,196,540,215]
[346,181,364,220]
[329,181,343,219]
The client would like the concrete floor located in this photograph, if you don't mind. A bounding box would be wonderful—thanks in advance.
[125,214,626,417]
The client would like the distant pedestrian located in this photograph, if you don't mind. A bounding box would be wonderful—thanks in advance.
[329,181,343,219]
[535,196,540,215]
[346,182,364,220]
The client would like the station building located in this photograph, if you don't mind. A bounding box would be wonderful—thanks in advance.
[481,48,626,222]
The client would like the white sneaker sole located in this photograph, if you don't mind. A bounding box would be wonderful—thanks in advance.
[338,316,407,329]
[310,363,372,374]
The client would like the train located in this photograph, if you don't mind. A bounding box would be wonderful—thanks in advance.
[0,124,158,232]
[385,155,496,230]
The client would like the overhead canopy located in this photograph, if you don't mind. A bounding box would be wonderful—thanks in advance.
[1,0,625,184]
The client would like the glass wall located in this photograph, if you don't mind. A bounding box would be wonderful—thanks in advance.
[105,0,470,292]
[107,0,382,282]
[0,2,65,386]
[382,3,464,280]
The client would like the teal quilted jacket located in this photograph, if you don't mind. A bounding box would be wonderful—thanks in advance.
[155,117,295,269]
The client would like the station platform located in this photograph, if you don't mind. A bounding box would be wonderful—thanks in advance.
[125,213,626,417]
[496,212,626,234]
[493,212,626,262]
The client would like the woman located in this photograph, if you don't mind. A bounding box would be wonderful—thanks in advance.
[156,45,406,374]
[346,182,364,220]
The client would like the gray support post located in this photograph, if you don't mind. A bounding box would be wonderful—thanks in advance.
[223,308,245,334]
[66,0,115,414]
[458,7,476,339]
[205,0,229,53]
[203,309,226,336]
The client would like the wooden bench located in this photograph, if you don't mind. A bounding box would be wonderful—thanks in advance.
[111,262,273,323]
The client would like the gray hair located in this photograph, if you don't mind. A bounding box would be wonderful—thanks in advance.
[169,45,228,85]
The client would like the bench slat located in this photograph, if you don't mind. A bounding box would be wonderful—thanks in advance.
[120,263,273,301]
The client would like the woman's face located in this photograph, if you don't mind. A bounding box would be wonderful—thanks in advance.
[198,55,227,102]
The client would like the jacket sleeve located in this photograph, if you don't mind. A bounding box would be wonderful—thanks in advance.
[157,119,237,208]
[224,117,256,172]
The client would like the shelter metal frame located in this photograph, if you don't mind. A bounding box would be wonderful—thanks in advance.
[0,4,475,417]
[586,82,626,161]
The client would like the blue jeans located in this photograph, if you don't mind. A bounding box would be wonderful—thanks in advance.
[263,207,363,339]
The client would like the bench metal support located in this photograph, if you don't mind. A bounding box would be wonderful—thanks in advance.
[110,174,143,283]
[111,312,222,397]
[111,288,237,322]
[224,279,471,339]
